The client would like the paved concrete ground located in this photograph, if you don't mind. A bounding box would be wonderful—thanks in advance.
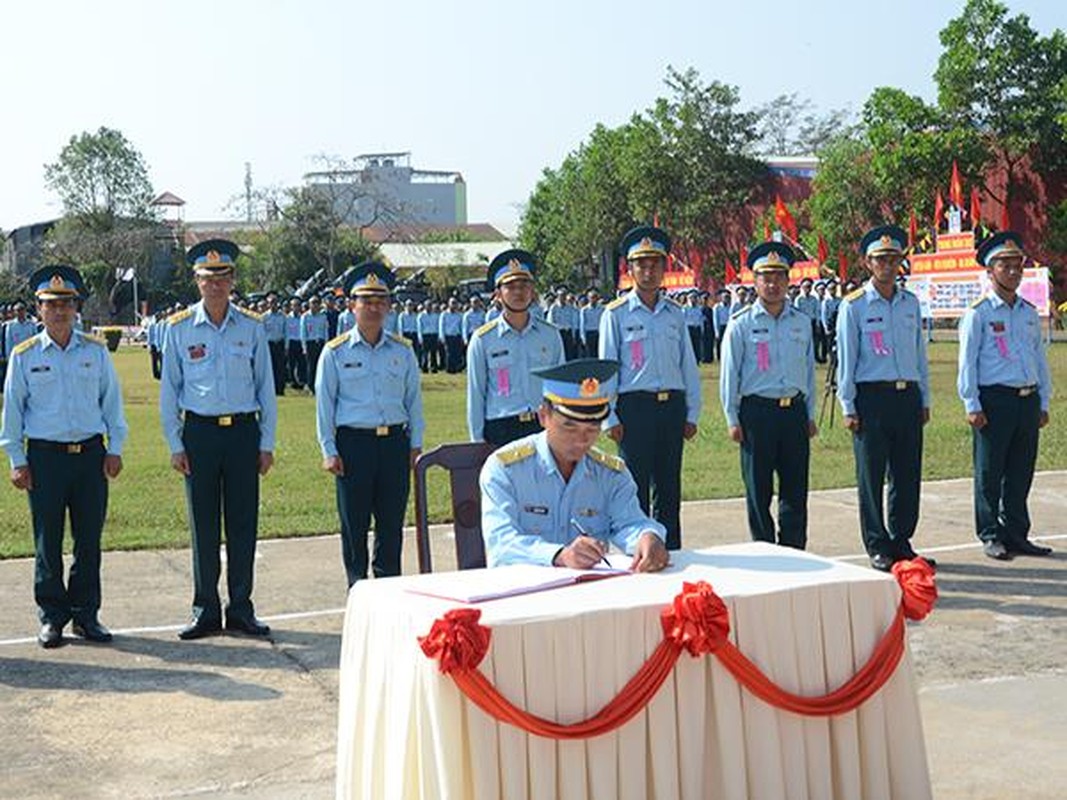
[1,472,1064,799]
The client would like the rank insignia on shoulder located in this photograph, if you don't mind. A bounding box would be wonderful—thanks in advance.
[12,335,41,355]
[496,442,535,465]
[390,333,413,347]
[844,287,865,302]
[588,447,624,472]
[605,295,628,310]
[474,319,500,337]
[168,308,194,325]
[326,332,349,349]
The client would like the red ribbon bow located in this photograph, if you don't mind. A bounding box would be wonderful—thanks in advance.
[891,558,938,621]
[418,607,491,674]
[660,580,731,656]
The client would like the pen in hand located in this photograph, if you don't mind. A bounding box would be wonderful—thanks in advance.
[570,518,612,569]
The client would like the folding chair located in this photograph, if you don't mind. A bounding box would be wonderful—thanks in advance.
[413,442,495,573]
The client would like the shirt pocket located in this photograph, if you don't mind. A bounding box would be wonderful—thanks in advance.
[26,367,60,411]
[519,503,549,536]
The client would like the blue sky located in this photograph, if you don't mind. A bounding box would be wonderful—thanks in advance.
[1,0,1063,235]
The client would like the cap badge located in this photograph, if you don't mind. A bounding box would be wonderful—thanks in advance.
[507,258,523,272]
[365,273,380,286]
[640,237,654,250]
[766,251,783,265]
[49,274,66,290]
[205,250,221,265]
[579,377,599,397]
[880,235,893,248]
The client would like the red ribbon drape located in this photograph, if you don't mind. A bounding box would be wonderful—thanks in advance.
[418,559,936,740]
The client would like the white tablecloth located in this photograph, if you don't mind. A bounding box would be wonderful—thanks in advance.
[336,543,932,800]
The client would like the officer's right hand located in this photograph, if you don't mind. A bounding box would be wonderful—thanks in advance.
[967,411,988,430]
[606,424,624,443]
[170,452,191,476]
[10,466,32,491]
[553,536,606,569]
[729,425,744,443]
[323,455,344,476]
[844,415,861,432]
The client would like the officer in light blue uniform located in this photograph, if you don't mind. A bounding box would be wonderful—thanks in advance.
[480,358,669,571]
[598,225,702,550]
[5,303,39,361]
[417,302,441,373]
[683,291,705,362]
[262,293,287,396]
[462,297,486,346]
[712,289,732,362]
[336,299,355,336]
[820,280,842,358]
[316,262,423,586]
[300,296,329,392]
[438,297,465,373]
[285,299,305,389]
[836,225,931,571]
[720,242,816,549]
[958,231,1053,560]
[160,238,277,640]
[0,265,127,647]
[467,249,565,445]
[579,289,604,357]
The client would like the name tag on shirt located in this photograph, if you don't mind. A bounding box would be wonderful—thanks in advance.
[188,344,207,360]
[523,504,549,515]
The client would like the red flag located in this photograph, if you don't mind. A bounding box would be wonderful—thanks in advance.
[763,221,771,241]
[837,251,848,284]
[774,195,798,242]
[908,209,918,247]
[933,190,944,231]
[739,244,748,272]
[950,160,963,209]
[970,188,982,230]
[724,256,738,284]
[817,234,829,265]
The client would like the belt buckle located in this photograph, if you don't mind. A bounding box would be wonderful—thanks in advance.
[894,381,907,391]
[519,412,534,422]
[66,444,82,454]
[778,396,792,408]
[656,391,669,402]
[375,425,389,437]
[1019,387,1034,397]
[218,415,233,427]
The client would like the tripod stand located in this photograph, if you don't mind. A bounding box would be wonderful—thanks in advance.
[819,340,838,429]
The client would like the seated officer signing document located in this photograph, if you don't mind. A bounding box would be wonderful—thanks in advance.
[480,358,669,572]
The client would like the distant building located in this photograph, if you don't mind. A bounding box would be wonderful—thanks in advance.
[304,152,467,228]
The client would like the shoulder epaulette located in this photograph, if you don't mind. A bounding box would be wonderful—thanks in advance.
[730,307,749,320]
[326,332,350,350]
[237,306,263,322]
[496,442,536,466]
[843,287,865,302]
[11,334,40,356]
[605,295,628,311]
[588,447,624,472]
[389,332,413,347]
[81,332,107,347]
[970,295,989,309]
[167,308,193,325]
[473,318,500,338]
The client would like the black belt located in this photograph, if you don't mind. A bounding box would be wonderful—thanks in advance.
[340,424,407,438]
[28,435,103,454]
[857,381,917,391]
[983,384,1039,397]
[491,411,538,424]
[621,390,683,403]
[743,393,805,409]
[185,411,258,427]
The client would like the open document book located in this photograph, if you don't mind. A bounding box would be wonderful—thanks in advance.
[406,556,634,603]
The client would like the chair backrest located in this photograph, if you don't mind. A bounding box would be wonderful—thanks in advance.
[414,442,495,573]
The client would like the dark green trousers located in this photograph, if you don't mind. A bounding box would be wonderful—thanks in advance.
[617,391,686,550]
[335,426,410,587]
[27,438,108,626]
[181,415,260,624]
[738,396,809,549]
[973,386,1041,545]
[851,383,923,558]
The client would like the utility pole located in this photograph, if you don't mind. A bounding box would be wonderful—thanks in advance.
[245,162,253,222]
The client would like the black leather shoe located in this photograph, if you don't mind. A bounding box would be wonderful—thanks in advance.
[178,618,223,640]
[983,540,1012,560]
[38,623,63,649]
[869,553,895,572]
[897,543,937,570]
[225,615,271,637]
[1008,538,1053,557]
[72,619,113,643]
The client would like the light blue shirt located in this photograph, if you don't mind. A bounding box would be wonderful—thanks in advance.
[300,311,328,344]
[0,330,128,468]
[683,305,704,328]
[579,304,603,341]
[820,296,841,331]
[712,303,732,337]
[315,328,424,457]
[719,301,816,427]
[462,309,486,342]
[398,310,419,335]
[5,318,39,357]
[465,315,565,441]
[479,432,665,566]
[438,311,463,338]
[159,301,278,454]
[285,314,302,343]
[336,309,355,335]
[386,309,399,335]
[835,282,930,417]
[262,310,286,342]
[597,290,702,428]
[486,306,502,322]
[794,293,820,321]
[548,303,578,332]
[417,311,439,341]
[958,292,1051,414]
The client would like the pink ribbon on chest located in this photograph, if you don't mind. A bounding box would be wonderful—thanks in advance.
[994,335,1010,359]
[756,341,770,372]
[869,331,891,356]
[629,340,645,370]
[496,368,511,397]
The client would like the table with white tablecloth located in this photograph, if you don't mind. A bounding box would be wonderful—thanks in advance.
[336,542,932,800]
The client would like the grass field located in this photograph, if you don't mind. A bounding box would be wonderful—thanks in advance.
[0,342,1064,558]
